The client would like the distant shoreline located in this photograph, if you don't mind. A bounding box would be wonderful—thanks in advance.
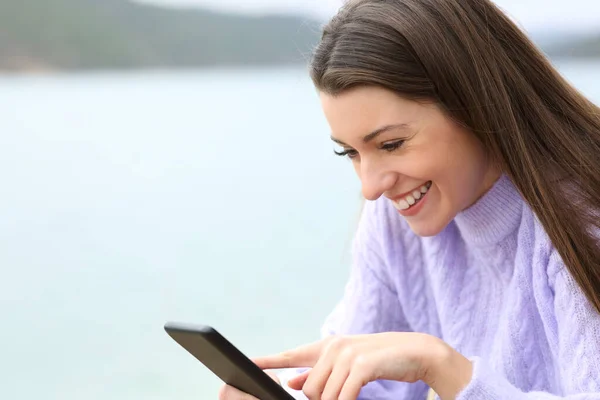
[0,63,314,76]
[1,57,598,76]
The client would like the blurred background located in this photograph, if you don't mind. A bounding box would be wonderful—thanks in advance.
[0,1,598,399]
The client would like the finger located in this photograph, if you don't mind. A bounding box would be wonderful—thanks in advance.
[302,355,334,400]
[218,384,259,400]
[321,360,350,400]
[287,370,310,391]
[252,341,323,369]
[338,368,369,400]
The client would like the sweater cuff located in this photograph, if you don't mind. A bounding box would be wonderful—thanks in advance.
[456,357,524,400]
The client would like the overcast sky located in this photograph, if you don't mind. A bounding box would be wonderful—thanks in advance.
[138,0,600,33]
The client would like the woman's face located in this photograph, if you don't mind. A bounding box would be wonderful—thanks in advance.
[321,86,500,236]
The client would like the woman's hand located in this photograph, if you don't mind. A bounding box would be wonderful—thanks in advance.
[253,332,473,400]
[218,370,280,400]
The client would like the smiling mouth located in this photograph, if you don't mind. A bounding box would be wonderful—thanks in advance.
[392,181,432,211]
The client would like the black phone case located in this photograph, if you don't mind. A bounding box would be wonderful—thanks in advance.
[164,322,296,400]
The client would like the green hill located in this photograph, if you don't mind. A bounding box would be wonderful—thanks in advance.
[0,0,598,73]
[0,0,322,72]
[544,34,600,59]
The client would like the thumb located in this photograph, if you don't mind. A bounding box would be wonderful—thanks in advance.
[252,340,324,369]
[287,370,310,391]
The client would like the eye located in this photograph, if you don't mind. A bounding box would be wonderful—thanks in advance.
[380,140,405,152]
[333,148,359,159]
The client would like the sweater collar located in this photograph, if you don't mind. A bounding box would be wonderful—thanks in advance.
[453,174,524,247]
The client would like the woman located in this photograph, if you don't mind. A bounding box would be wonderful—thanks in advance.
[220,0,600,399]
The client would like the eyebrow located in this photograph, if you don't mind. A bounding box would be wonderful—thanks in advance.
[330,123,411,146]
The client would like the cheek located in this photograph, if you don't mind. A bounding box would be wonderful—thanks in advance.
[434,139,490,209]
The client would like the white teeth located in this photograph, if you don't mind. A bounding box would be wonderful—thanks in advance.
[395,181,432,211]
[397,199,409,210]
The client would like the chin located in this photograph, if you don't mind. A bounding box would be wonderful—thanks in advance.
[406,217,451,237]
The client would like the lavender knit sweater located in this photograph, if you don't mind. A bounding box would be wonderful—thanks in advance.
[282,175,600,399]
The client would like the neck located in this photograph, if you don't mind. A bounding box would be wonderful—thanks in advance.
[464,165,503,211]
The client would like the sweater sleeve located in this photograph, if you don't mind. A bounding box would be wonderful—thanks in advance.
[456,249,600,400]
[280,199,429,400]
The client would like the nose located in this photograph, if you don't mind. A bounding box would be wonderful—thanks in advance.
[358,158,398,201]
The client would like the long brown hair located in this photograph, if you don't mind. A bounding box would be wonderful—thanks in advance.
[310,0,600,312]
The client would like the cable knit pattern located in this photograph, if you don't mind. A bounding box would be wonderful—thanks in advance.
[281,175,600,399]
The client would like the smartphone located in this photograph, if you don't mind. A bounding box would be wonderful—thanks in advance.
[164,321,296,400]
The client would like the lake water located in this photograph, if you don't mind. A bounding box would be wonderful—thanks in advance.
[1,61,599,400]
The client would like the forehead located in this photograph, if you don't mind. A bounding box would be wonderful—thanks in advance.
[319,87,425,139]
